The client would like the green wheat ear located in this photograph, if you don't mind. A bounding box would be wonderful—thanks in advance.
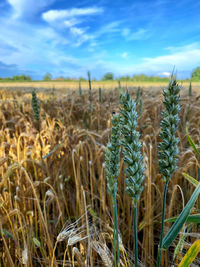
[188,80,192,97]
[158,77,181,182]
[120,91,145,206]
[98,87,102,103]
[32,89,40,122]
[156,76,181,267]
[105,113,121,196]
[105,112,121,267]
[120,90,145,267]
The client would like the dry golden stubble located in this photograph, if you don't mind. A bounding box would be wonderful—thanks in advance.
[1,86,200,266]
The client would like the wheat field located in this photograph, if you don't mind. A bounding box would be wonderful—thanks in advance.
[0,84,200,266]
[1,80,200,91]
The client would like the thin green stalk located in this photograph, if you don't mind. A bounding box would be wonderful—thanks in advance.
[112,191,120,267]
[156,181,169,267]
[133,205,138,267]
[98,87,102,103]
[79,79,82,97]
[188,80,192,97]
[118,79,122,94]
[113,198,117,267]
[114,190,120,266]
[87,71,92,113]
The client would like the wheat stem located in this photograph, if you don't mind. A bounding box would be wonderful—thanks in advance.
[133,205,138,267]
[156,181,169,267]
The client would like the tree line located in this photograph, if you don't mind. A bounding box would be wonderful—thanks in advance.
[1,67,200,82]
[0,74,32,81]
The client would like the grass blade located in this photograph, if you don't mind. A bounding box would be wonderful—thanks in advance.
[162,183,200,249]
[178,239,200,267]
[173,225,193,262]
[165,214,200,223]
[186,133,200,158]
[33,237,41,248]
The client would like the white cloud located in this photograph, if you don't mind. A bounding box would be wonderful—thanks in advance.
[42,10,68,22]
[142,45,200,70]
[42,7,121,47]
[65,7,103,16]
[70,27,85,36]
[42,7,103,23]
[96,21,122,35]
[81,21,121,45]
[159,72,171,77]
[74,34,91,47]
[1,2,199,81]
[41,7,103,47]
[71,21,122,47]
[93,43,200,78]
[36,27,69,45]
[64,18,81,28]
[122,28,148,41]
[8,0,54,18]
[165,43,200,53]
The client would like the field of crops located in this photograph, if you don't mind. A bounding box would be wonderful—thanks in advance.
[1,80,200,91]
[0,82,200,266]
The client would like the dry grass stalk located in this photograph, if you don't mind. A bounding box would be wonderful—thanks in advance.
[92,241,113,267]
[72,247,84,267]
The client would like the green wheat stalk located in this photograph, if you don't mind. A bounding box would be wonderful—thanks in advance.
[31,89,44,161]
[156,77,181,267]
[118,79,122,94]
[120,91,145,267]
[98,87,102,103]
[188,80,192,97]
[105,112,121,267]
[32,89,40,131]
[87,71,92,112]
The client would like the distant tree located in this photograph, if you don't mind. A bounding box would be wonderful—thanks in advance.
[12,74,32,81]
[102,72,114,81]
[191,67,200,81]
[21,74,26,80]
[43,72,52,81]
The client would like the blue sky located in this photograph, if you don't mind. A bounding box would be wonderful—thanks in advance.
[0,0,200,79]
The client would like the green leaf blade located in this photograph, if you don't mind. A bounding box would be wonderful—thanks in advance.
[162,183,200,249]
[165,214,200,223]
[186,134,200,158]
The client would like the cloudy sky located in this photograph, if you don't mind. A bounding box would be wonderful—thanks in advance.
[0,0,200,79]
